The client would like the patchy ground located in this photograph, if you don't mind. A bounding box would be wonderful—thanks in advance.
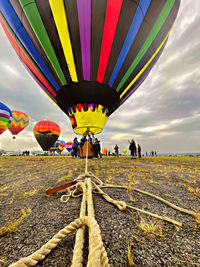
[0,156,200,267]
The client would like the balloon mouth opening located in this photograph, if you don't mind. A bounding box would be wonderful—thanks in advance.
[67,104,108,135]
[73,126,103,135]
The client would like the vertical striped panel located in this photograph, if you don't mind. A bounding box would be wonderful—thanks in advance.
[0,0,60,90]
[64,0,83,81]
[76,0,91,80]
[10,0,63,89]
[102,0,138,84]
[35,1,72,84]
[18,0,67,85]
[49,0,78,82]
[112,1,165,90]
[116,0,175,92]
[91,0,107,80]
[117,1,178,95]
[97,0,123,83]
[109,0,151,87]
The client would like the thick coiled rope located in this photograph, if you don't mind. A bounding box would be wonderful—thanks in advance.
[9,175,110,267]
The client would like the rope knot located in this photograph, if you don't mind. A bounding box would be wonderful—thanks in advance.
[115,200,126,211]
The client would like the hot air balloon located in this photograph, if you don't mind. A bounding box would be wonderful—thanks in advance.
[122,149,127,155]
[8,110,29,139]
[65,142,73,152]
[54,140,66,153]
[0,1,180,135]
[102,148,107,155]
[0,102,12,135]
[33,121,60,151]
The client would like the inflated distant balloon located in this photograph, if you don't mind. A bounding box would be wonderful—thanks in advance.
[0,1,180,135]
[54,140,66,153]
[0,102,12,135]
[8,110,29,139]
[102,148,107,155]
[122,149,127,155]
[65,142,73,152]
[33,121,60,151]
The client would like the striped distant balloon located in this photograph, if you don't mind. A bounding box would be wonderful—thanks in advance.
[33,120,60,151]
[0,102,12,135]
[8,110,29,138]
[0,1,180,135]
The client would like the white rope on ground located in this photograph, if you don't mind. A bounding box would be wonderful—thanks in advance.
[9,217,86,267]
[9,175,110,267]
[71,179,87,267]
[85,137,89,174]
[101,184,198,217]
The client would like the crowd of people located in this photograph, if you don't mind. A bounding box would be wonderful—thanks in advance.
[71,135,157,160]
[112,140,142,159]
[129,139,141,159]
[72,135,102,159]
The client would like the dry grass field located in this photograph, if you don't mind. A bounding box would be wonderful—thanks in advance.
[0,156,199,266]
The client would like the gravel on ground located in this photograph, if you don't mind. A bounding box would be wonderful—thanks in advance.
[0,156,199,267]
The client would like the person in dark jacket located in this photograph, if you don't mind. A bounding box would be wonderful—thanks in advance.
[93,138,102,159]
[72,137,79,158]
[80,135,86,147]
[137,144,141,158]
[114,144,119,157]
[129,139,137,159]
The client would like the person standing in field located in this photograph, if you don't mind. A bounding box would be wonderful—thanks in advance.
[114,144,119,157]
[137,144,141,158]
[72,137,79,158]
[129,139,137,159]
[93,138,102,159]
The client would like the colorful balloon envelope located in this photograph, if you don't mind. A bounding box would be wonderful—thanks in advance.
[33,120,60,151]
[65,142,73,152]
[122,149,127,154]
[102,148,107,155]
[0,1,180,135]
[8,110,29,138]
[54,140,66,153]
[0,102,12,135]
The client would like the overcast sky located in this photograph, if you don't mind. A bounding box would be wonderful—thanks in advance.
[0,1,200,154]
